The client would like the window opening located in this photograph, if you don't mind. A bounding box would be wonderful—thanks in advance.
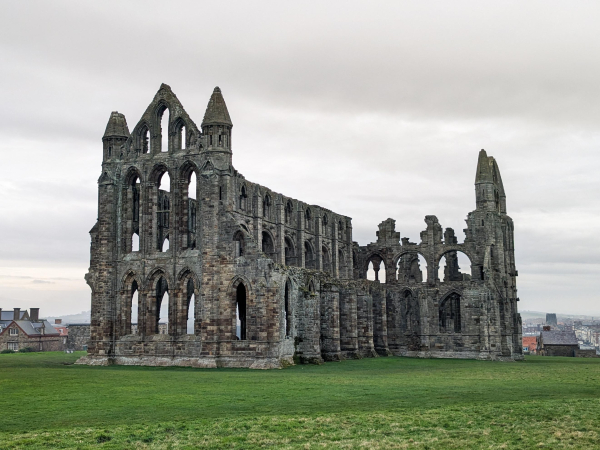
[235,283,247,340]
[186,278,195,335]
[239,186,247,210]
[366,257,386,282]
[130,282,139,334]
[438,251,471,282]
[262,231,274,257]
[439,292,461,333]
[285,201,293,224]
[305,209,312,231]
[234,231,245,257]
[263,195,271,219]
[188,171,197,200]
[322,246,331,274]
[180,125,186,149]
[142,127,150,154]
[132,232,139,252]
[284,237,295,266]
[157,172,170,251]
[159,172,170,193]
[160,108,169,152]
[162,236,170,252]
[155,277,169,335]
[397,253,428,283]
[304,241,315,269]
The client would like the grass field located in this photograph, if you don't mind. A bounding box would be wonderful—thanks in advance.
[1,352,599,449]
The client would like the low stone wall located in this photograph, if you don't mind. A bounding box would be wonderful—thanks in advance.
[575,349,599,358]
[67,324,90,351]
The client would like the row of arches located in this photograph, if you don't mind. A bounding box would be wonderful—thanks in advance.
[133,102,197,155]
[122,163,198,254]
[119,268,199,338]
[119,269,295,341]
[388,289,463,337]
[237,184,347,240]
[365,250,474,283]
[234,229,345,276]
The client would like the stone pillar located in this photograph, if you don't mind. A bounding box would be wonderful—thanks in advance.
[371,285,391,355]
[339,287,359,358]
[332,221,340,278]
[296,287,323,363]
[320,285,341,361]
[315,213,323,270]
[357,291,376,357]
[276,197,285,265]
[297,208,305,268]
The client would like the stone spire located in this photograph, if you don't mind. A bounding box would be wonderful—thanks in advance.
[103,112,130,139]
[202,87,232,127]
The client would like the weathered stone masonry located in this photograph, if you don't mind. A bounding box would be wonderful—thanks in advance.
[77,84,522,368]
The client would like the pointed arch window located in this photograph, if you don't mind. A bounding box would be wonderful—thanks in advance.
[239,186,248,210]
[186,278,196,335]
[305,209,312,231]
[236,283,247,340]
[234,231,245,257]
[157,106,170,153]
[262,231,274,258]
[284,237,295,266]
[322,245,331,274]
[304,241,315,269]
[439,292,461,333]
[263,194,271,220]
[154,277,169,335]
[285,201,293,225]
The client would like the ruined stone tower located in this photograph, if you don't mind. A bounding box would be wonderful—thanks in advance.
[78,84,522,368]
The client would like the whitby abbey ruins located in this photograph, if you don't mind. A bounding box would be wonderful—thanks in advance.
[78,84,522,368]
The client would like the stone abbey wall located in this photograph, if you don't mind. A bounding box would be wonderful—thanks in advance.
[77,84,522,369]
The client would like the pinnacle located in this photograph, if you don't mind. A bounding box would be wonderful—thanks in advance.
[202,86,232,126]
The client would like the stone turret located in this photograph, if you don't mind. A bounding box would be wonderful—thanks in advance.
[201,87,232,151]
[102,112,130,161]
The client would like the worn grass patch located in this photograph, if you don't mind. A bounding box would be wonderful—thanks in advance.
[0,352,599,448]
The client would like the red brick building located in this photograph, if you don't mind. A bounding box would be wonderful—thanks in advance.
[522,336,537,354]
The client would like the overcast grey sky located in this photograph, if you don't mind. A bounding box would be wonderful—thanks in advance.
[0,1,598,316]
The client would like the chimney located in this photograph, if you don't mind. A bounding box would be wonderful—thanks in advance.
[13,308,21,321]
[30,308,40,322]
[55,318,62,325]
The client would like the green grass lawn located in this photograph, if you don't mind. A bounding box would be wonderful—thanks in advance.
[1,352,599,449]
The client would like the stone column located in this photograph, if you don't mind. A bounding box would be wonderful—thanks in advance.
[320,285,341,361]
[339,287,358,358]
[357,291,376,357]
[372,285,391,355]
